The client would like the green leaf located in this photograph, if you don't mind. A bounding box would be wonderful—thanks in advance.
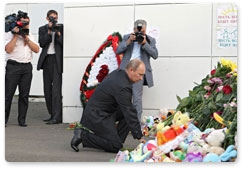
[222,94,232,101]
[216,92,223,102]
[202,107,211,115]
[176,95,182,103]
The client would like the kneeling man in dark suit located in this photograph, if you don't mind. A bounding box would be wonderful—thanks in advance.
[71,59,146,153]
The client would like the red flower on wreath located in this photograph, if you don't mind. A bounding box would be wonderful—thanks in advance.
[96,64,109,82]
[85,89,95,99]
[222,85,232,94]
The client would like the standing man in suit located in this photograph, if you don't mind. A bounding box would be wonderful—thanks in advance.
[116,19,158,123]
[5,11,39,127]
[37,10,63,124]
[71,59,146,153]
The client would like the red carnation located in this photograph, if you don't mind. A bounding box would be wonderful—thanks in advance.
[222,85,232,94]
[211,69,216,75]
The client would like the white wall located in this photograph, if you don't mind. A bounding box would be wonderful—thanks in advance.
[63,2,237,123]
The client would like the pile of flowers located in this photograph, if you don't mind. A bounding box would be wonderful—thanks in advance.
[175,57,237,149]
[80,32,123,108]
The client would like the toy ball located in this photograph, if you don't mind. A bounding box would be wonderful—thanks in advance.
[143,140,157,153]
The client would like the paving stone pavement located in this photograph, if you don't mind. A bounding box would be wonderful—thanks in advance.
[5,101,140,162]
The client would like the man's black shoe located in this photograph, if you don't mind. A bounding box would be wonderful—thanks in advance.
[71,128,83,152]
[46,119,61,125]
[43,115,53,122]
[19,123,27,127]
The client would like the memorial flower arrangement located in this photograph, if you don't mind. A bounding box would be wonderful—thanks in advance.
[79,32,123,108]
[175,57,237,148]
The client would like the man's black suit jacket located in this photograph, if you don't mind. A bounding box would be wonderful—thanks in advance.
[81,69,143,141]
[37,24,63,73]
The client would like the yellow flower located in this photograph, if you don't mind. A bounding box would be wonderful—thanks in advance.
[220,57,237,74]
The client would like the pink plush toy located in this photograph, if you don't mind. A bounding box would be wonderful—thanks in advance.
[143,140,157,154]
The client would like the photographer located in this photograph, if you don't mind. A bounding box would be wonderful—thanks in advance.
[37,10,63,125]
[116,19,158,124]
[5,11,39,127]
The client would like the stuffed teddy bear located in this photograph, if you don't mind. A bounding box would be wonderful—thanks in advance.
[201,143,225,156]
[172,111,191,126]
[205,128,226,147]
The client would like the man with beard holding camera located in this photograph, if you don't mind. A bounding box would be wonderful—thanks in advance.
[37,10,63,124]
[5,11,39,127]
[116,19,158,124]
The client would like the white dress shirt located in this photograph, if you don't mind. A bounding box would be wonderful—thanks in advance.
[5,32,37,63]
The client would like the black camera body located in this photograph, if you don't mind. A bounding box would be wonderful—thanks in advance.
[48,16,61,32]
[5,10,29,36]
[134,23,144,43]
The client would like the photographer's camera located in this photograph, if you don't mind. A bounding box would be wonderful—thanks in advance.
[5,10,29,36]
[48,16,61,32]
[134,23,144,43]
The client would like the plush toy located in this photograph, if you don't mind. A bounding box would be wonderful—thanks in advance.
[205,128,226,147]
[190,130,204,145]
[142,126,150,137]
[153,116,161,124]
[142,116,157,137]
[156,122,170,133]
[203,153,221,162]
[129,143,152,162]
[179,141,189,152]
[183,152,203,162]
[187,141,203,154]
[201,143,225,156]
[219,145,237,162]
[114,150,130,162]
[142,116,154,129]
[156,124,187,146]
[152,148,166,162]
[162,156,175,162]
[158,129,189,153]
[143,140,157,154]
[169,150,186,162]
[172,111,191,126]
[159,108,174,120]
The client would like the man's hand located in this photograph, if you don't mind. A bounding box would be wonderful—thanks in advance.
[126,33,136,45]
[139,35,147,45]
[139,138,146,144]
[11,26,19,34]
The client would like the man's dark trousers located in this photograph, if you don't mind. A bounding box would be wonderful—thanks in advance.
[43,54,62,122]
